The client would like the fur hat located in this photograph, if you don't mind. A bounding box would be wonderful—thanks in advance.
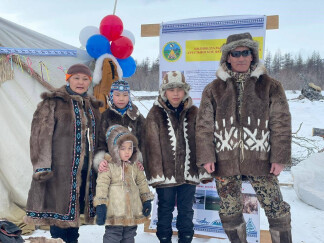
[159,71,190,102]
[220,32,259,65]
[105,125,138,165]
[66,63,92,80]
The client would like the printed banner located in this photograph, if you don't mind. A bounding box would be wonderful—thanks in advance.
[149,181,260,242]
[159,15,267,106]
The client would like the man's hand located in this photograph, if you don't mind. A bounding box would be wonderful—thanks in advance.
[203,162,215,174]
[270,163,285,176]
[98,160,108,173]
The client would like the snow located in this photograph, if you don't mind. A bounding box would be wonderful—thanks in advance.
[291,152,324,210]
[23,90,324,243]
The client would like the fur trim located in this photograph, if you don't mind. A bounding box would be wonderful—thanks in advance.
[93,54,123,85]
[40,86,103,108]
[220,38,259,65]
[216,63,266,82]
[106,125,139,166]
[93,150,106,172]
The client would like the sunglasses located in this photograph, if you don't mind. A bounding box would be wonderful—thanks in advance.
[230,50,252,58]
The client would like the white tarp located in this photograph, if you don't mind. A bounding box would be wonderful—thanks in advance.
[0,17,92,221]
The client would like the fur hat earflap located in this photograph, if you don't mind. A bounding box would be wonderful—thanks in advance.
[106,125,138,165]
[159,71,190,102]
[220,32,259,65]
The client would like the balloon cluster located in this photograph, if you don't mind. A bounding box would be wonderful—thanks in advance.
[79,15,136,78]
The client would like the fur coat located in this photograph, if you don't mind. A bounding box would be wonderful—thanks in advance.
[24,86,102,228]
[196,64,292,176]
[93,103,145,171]
[144,96,211,188]
[94,125,154,226]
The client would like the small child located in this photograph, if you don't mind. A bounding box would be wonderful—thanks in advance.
[144,71,211,243]
[94,125,154,243]
[94,80,146,173]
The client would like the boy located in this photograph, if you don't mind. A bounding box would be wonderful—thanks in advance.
[144,71,211,243]
[94,125,154,243]
[93,80,145,173]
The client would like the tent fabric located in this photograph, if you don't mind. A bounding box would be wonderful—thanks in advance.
[0,17,93,227]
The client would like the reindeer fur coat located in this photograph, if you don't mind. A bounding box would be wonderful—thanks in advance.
[196,64,292,176]
[24,86,102,228]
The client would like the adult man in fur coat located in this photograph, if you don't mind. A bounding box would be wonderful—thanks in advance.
[196,32,292,243]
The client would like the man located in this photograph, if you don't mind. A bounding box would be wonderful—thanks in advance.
[196,32,292,243]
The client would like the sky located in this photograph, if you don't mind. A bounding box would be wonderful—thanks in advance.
[1,0,324,62]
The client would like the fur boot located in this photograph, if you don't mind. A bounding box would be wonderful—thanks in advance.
[268,213,292,243]
[220,212,247,243]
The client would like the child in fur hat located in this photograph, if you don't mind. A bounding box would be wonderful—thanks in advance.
[144,71,211,243]
[94,125,154,243]
[93,80,146,173]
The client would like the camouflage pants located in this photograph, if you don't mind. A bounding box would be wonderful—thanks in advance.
[215,175,290,219]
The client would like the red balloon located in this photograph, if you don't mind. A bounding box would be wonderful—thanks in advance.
[111,36,134,59]
[100,15,123,41]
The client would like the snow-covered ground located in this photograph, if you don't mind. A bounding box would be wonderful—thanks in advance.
[23,90,324,243]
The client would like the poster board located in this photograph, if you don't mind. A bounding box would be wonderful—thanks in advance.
[159,15,267,106]
[149,180,261,242]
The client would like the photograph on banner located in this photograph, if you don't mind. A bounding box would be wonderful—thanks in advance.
[159,15,267,106]
[149,181,260,242]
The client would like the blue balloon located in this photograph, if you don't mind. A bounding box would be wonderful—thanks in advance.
[86,34,111,59]
[117,56,136,78]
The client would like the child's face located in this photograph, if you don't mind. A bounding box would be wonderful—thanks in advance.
[112,91,129,109]
[165,87,185,108]
[119,141,133,161]
[68,73,91,94]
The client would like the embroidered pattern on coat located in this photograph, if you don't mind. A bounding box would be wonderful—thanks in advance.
[183,118,199,183]
[88,107,96,218]
[213,116,270,152]
[26,101,97,221]
[214,116,239,152]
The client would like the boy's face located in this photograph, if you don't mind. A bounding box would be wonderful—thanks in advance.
[68,73,91,94]
[165,87,185,108]
[119,141,133,161]
[112,90,129,109]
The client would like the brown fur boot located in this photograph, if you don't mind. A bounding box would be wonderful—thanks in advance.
[220,213,247,243]
[268,213,292,243]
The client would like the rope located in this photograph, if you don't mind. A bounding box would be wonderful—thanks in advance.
[130,91,151,112]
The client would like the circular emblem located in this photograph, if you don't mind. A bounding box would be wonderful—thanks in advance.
[162,41,182,62]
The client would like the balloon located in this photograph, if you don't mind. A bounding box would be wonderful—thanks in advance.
[100,15,123,41]
[111,36,133,59]
[79,26,100,47]
[86,34,111,59]
[118,56,136,78]
[121,29,135,45]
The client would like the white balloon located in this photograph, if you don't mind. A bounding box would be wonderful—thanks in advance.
[79,26,100,47]
[121,29,135,45]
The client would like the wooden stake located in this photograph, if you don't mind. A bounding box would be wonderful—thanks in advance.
[141,15,279,37]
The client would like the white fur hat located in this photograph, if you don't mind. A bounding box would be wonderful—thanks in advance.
[159,71,190,102]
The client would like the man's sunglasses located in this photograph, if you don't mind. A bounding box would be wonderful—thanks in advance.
[230,50,252,58]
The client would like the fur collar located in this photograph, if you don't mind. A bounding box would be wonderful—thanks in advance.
[40,85,103,108]
[216,63,267,82]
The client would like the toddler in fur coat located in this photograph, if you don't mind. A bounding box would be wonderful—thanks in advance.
[94,125,154,243]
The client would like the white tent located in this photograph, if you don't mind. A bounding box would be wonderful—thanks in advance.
[0,17,93,226]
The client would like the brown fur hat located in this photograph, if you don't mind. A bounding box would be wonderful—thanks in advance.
[220,32,259,65]
[159,71,190,102]
[105,125,139,165]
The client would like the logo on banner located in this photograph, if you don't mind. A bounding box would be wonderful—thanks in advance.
[162,41,182,62]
